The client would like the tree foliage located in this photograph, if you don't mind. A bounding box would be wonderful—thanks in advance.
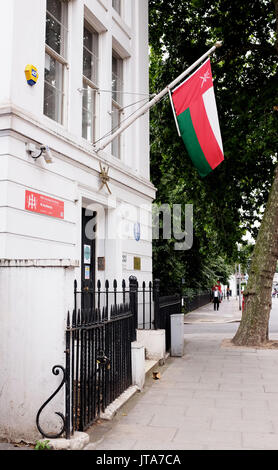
[149,0,278,294]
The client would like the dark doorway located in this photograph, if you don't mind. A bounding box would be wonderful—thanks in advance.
[81,207,96,310]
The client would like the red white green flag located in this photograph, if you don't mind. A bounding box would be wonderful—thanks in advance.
[171,58,224,178]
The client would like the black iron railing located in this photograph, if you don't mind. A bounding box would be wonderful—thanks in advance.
[67,303,133,433]
[36,365,68,439]
[74,277,182,335]
[36,276,184,439]
[74,276,155,333]
[36,303,133,439]
[183,291,211,313]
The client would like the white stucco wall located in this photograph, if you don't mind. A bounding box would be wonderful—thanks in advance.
[0,0,154,441]
[0,264,75,442]
[0,0,153,271]
[228,274,237,297]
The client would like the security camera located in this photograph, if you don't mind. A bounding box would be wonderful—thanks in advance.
[26,142,54,164]
[40,145,54,164]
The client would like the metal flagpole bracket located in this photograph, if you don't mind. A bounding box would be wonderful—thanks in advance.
[99,161,112,194]
[94,41,223,153]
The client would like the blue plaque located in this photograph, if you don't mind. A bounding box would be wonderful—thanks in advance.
[134,222,140,241]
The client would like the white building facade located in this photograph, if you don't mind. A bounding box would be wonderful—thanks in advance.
[0,0,154,441]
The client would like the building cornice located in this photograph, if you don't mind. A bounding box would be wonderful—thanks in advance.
[0,259,79,268]
[0,105,157,200]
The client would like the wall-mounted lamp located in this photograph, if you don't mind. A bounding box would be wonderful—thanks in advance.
[26,143,54,164]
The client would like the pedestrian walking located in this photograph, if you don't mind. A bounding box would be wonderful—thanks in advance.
[213,287,220,311]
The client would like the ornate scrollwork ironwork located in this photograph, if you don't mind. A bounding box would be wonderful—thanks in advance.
[36,365,66,439]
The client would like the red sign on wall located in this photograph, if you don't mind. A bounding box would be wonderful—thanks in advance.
[25,190,64,219]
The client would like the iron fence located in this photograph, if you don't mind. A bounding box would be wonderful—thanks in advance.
[183,291,211,313]
[36,276,184,439]
[74,276,155,333]
[36,302,133,438]
[75,277,182,337]
[67,302,133,433]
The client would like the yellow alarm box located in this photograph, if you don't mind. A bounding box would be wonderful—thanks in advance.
[25,65,39,86]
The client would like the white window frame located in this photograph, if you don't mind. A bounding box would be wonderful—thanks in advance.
[111,101,122,159]
[111,51,124,159]
[44,0,68,125]
[82,21,99,143]
[112,0,122,16]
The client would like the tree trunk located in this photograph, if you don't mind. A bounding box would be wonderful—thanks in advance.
[232,166,278,346]
[232,1,278,346]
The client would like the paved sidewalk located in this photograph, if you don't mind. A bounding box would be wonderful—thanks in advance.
[184,297,241,324]
[0,441,33,450]
[3,298,278,450]
[85,298,278,450]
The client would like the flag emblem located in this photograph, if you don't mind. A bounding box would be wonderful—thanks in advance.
[171,58,224,177]
[200,70,210,87]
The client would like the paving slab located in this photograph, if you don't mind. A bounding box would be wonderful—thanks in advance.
[184,298,241,324]
[172,429,242,448]
[83,298,278,451]
[0,442,33,451]
[242,432,278,450]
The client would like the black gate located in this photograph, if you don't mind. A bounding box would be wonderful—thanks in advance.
[68,303,133,433]
[36,276,182,439]
[36,302,134,439]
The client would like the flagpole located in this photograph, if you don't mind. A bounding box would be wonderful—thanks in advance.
[94,41,222,153]
[168,89,181,137]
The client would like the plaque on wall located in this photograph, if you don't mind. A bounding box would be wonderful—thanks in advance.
[134,222,141,241]
[98,257,105,271]
[84,245,91,264]
[25,190,64,219]
[85,266,90,280]
[134,257,141,270]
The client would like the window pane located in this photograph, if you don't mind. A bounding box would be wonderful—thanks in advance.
[83,47,92,80]
[46,0,67,57]
[83,26,92,51]
[82,85,96,142]
[46,13,62,54]
[44,53,63,123]
[112,0,121,15]
[44,82,63,123]
[83,25,98,85]
[45,53,63,91]
[47,0,62,23]
[111,104,121,158]
[112,54,123,105]
[82,108,91,141]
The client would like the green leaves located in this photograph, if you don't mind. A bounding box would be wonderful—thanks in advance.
[149,0,277,293]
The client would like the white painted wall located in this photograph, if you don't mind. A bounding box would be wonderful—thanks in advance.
[228,274,237,298]
[0,0,154,441]
[0,0,153,268]
[0,264,75,442]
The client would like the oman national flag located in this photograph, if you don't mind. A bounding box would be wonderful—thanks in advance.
[171,58,224,178]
